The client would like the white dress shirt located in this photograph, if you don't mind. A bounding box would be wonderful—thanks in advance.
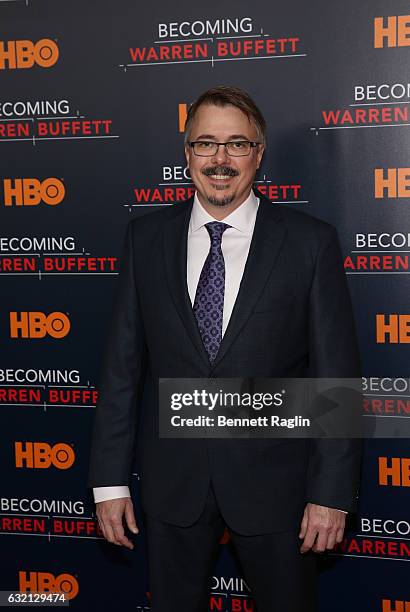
[92,191,347,513]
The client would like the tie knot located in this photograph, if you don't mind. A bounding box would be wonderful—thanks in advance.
[205,221,231,246]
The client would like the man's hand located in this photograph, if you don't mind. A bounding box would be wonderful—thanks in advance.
[299,503,346,553]
[96,497,139,549]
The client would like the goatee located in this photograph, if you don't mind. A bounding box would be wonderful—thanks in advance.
[206,194,235,207]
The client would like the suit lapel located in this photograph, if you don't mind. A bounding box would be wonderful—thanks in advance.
[162,197,211,369]
[210,193,287,370]
[162,192,287,370]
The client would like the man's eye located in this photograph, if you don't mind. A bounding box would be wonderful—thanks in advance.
[232,141,247,148]
[197,142,212,148]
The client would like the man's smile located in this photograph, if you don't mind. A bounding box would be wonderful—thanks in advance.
[202,165,239,187]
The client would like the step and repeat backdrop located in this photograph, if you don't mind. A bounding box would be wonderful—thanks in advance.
[1,0,410,610]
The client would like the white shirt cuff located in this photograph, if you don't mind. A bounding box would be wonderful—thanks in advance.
[93,486,131,503]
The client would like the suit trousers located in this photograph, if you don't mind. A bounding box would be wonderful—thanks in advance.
[144,481,318,612]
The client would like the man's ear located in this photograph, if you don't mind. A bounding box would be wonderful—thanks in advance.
[256,145,265,169]
[184,145,190,167]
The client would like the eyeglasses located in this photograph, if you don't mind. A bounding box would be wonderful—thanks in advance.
[189,140,261,157]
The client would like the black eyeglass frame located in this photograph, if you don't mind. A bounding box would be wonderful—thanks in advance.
[188,140,262,157]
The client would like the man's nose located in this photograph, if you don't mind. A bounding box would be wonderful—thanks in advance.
[212,144,230,165]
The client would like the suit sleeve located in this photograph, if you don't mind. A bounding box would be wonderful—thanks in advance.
[305,225,362,513]
[87,220,147,489]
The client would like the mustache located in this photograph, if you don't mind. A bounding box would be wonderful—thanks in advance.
[201,165,239,177]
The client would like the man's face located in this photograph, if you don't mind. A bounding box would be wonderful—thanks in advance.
[184,103,265,209]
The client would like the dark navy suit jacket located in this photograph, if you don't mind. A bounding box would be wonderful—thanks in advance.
[88,191,362,535]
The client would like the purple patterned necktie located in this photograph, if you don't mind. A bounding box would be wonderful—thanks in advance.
[193,221,231,363]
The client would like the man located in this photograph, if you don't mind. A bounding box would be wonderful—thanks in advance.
[88,86,361,611]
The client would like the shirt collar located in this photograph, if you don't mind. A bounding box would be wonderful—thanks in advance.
[189,190,259,236]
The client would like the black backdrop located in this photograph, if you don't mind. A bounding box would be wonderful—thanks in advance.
[2,1,410,610]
